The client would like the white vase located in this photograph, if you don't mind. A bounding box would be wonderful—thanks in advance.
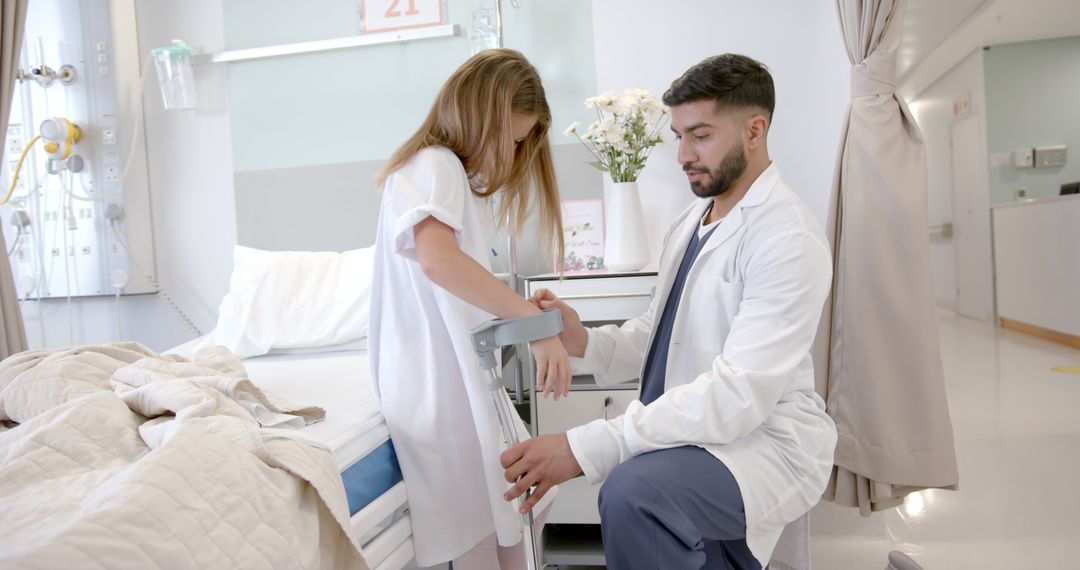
[603,179,650,272]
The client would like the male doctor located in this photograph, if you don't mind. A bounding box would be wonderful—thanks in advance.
[501,54,837,569]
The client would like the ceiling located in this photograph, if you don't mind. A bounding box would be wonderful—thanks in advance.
[898,0,987,78]
[897,0,1080,99]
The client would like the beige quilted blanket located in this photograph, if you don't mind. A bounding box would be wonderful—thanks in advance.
[0,342,367,569]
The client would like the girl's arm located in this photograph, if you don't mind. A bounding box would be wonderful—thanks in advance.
[414,216,539,319]
[413,215,571,399]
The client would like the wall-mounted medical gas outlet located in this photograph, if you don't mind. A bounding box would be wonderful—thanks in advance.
[1,0,156,299]
[1034,145,1066,168]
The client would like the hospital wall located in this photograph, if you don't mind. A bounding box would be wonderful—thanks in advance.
[29,1,851,352]
[912,36,1080,311]
[590,0,849,262]
[910,50,990,311]
[22,0,235,352]
[224,0,602,277]
[984,36,1080,204]
[227,0,849,273]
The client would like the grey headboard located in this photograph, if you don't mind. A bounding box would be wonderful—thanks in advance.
[233,143,602,276]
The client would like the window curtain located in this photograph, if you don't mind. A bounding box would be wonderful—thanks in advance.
[814,0,959,516]
[0,0,29,360]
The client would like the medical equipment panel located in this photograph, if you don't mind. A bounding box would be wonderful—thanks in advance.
[1,0,155,300]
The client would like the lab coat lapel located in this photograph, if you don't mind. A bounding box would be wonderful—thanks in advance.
[637,200,711,385]
[695,164,781,261]
[635,165,781,387]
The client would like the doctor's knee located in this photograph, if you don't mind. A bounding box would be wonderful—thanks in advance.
[598,461,652,522]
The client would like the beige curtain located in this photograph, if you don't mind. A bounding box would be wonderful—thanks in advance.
[814,0,959,515]
[0,0,29,359]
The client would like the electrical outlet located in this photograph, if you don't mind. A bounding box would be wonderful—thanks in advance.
[104,166,120,181]
[102,129,117,145]
[51,248,60,257]
[8,137,22,153]
[81,246,91,255]
[10,162,25,190]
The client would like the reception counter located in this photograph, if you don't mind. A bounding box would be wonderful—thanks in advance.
[991,194,1080,348]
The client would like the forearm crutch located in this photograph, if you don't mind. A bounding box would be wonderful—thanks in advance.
[470,309,563,570]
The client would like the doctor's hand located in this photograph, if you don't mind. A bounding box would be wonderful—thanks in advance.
[501,433,583,514]
[529,289,588,358]
[529,336,571,400]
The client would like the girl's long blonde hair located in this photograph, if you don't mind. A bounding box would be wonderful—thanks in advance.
[376,48,564,270]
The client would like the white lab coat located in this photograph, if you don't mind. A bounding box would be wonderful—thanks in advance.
[368,147,551,565]
[566,164,837,566]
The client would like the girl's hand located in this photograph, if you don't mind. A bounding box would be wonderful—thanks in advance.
[529,336,572,400]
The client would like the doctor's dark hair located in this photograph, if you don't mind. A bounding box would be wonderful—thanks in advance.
[376,48,564,269]
[662,54,775,124]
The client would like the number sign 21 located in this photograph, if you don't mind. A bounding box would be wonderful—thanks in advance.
[361,0,443,33]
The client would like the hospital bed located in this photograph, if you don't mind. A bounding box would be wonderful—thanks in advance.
[169,339,416,570]
[1,242,544,569]
[0,243,412,568]
[163,244,417,568]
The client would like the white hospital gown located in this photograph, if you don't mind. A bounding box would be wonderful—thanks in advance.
[368,146,545,565]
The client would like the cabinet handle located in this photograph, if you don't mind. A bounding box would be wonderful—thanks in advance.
[559,292,653,301]
[602,396,613,420]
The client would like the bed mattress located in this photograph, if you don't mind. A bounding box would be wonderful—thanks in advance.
[239,350,403,516]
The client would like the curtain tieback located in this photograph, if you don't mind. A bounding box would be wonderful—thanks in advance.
[850,56,897,98]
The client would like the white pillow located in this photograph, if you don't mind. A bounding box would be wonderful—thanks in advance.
[207,245,375,358]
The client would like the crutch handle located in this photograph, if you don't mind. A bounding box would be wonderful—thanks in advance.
[470,309,563,371]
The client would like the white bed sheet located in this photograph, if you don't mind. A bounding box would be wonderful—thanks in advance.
[239,350,388,471]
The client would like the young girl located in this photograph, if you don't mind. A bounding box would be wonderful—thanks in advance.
[368,49,572,569]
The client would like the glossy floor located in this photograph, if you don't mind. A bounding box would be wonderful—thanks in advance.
[811,310,1080,569]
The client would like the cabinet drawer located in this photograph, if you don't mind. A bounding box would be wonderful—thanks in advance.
[549,477,604,524]
[536,390,637,435]
[536,390,638,524]
[526,275,655,322]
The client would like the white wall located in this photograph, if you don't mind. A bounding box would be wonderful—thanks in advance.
[590,0,850,262]
[909,49,990,312]
[23,0,236,352]
[23,0,850,348]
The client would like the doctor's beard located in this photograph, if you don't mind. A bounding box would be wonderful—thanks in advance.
[685,144,748,198]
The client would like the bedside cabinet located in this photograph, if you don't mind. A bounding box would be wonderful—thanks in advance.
[522,271,657,527]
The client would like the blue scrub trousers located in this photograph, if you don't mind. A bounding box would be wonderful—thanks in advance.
[598,446,762,570]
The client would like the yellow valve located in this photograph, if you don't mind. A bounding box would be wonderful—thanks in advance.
[2,117,84,205]
[39,117,81,160]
